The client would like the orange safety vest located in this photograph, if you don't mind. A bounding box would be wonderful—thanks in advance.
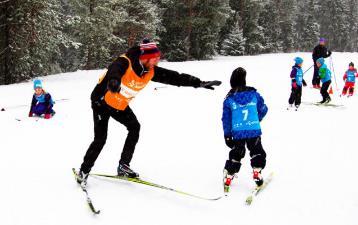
[103,55,154,110]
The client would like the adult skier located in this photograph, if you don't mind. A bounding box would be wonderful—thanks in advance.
[312,38,332,88]
[76,39,221,186]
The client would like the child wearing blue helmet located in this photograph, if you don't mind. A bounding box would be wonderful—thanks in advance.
[29,79,55,119]
[316,57,332,103]
[288,57,306,110]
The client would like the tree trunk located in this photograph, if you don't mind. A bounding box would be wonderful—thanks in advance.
[185,0,193,60]
[85,1,95,70]
[4,1,10,84]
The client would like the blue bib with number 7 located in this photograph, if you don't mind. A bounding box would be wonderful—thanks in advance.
[230,97,261,131]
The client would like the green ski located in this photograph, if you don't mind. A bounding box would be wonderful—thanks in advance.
[72,168,100,214]
[245,172,274,205]
[91,173,222,201]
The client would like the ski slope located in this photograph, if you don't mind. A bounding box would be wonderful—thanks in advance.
[1,53,357,225]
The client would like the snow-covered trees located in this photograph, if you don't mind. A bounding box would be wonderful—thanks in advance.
[0,0,64,84]
[1,0,358,84]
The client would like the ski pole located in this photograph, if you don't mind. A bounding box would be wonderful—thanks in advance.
[329,56,339,93]
[154,86,168,91]
[303,65,314,75]
[1,98,69,112]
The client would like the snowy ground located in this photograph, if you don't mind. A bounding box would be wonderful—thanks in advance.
[1,53,358,225]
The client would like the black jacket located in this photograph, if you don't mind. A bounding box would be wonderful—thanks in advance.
[312,45,331,61]
[91,46,202,102]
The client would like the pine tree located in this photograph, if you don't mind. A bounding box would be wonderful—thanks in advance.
[160,0,231,61]
[318,0,350,51]
[344,0,358,51]
[158,0,190,61]
[278,0,296,52]
[66,0,125,70]
[258,1,282,53]
[0,0,64,84]
[189,0,231,60]
[114,0,162,48]
[240,0,265,55]
[221,22,246,56]
[295,0,320,51]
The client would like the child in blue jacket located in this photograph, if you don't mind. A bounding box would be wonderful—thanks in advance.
[222,67,268,191]
[29,79,55,119]
[288,57,306,110]
[316,57,332,103]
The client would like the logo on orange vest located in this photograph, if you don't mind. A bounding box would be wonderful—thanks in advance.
[127,80,147,89]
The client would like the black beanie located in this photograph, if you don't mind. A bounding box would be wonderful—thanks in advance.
[349,62,354,67]
[230,67,246,88]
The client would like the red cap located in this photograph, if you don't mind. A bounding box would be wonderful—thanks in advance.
[139,41,161,60]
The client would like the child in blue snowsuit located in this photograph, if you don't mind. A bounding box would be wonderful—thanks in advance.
[316,57,332,103]
[29,79,55,119]
[288,57,306,110]
[222,67,268,188]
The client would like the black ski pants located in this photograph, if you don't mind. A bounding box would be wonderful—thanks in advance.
[321,80,331,101]
[80,102,140,174]
[312,63,321,86]
[288,86,302,106]
[225,137,266,174]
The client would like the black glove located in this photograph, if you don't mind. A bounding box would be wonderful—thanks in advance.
[225,136,234,148]
[107,79,120,92]
[327,50,332,56]
[302,79,307,87]
[199,80,222,90]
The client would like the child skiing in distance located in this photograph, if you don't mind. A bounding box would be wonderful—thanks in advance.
[288,57,306,110]
[341,62,358,97]
[29,79,55,119]
[222,67,268,192]
[316,57,332,104]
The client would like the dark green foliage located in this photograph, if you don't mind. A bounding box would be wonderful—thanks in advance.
[1,0,357,84]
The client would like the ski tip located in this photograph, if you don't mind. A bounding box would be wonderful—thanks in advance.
[245,196,253,205]
[212,196,224,201]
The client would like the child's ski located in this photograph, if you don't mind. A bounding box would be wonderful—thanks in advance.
[91,173,222,201]
[72,168,100,214]
[245,172,274,205]
[301,102,344,108]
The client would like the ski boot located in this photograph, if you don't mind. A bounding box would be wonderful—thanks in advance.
[294,105,299,111]
[324,96,331,103]
[253,168,264,187]
[117,163,139,178]
[223,169,235,193]
[76,170,89,187]
[319,99,326,104]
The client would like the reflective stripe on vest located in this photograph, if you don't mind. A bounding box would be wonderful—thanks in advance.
[104,55,154,110]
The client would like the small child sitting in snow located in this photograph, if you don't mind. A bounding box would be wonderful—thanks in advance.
[341,62,358,97]
[28,79,55,119]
